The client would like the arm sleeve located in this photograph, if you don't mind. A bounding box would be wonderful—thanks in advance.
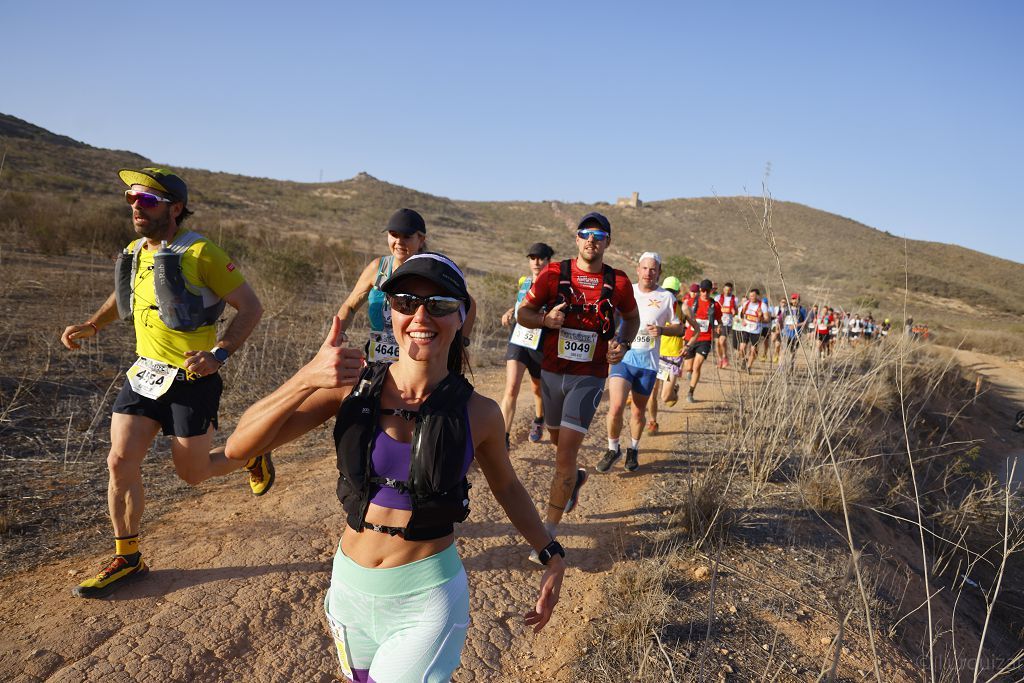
[196,241,247,298]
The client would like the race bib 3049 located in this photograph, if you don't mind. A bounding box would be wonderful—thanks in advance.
[557,328,598,362]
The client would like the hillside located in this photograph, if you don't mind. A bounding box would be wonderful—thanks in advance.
[3,112,1024,681]
[2,111,1022,355]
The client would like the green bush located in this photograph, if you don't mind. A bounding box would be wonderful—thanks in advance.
[661,254,702,283]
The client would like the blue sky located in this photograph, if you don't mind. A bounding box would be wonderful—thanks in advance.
[2,2,1021,262]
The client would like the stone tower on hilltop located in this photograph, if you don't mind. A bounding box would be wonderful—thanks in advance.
[616,191,642,208]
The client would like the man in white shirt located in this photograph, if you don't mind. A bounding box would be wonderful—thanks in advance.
[737,288,771,372]
[598,253,687,473]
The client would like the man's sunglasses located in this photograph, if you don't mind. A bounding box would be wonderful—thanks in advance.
[387,293,463,317]
[125,190,174,208]
[577,228,609,242]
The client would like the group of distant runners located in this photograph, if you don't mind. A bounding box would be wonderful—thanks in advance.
[60,166,902,682]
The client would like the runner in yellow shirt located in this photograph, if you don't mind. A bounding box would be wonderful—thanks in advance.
[60,167,265,598]
[647,276,684,433]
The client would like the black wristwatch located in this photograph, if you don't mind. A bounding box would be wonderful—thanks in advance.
[537,539,565,566]
[462,336,471,348]
[210,346,231,365]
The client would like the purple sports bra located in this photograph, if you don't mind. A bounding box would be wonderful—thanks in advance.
[369,420,475,511]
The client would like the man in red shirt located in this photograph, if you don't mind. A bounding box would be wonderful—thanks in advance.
[714,282,739,369]
[682,279,722,403]
[517,212,639,548]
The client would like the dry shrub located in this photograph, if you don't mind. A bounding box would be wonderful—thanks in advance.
[668,464,737,549]
[798,459,875,514]
[582,543,688,682]
[464,271,517,354]
[0,191,132,256]
[725,341,899,499]
[933,473,1018,550]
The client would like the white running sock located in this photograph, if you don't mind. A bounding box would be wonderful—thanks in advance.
[608,438,620,451]
[630,439,640,450]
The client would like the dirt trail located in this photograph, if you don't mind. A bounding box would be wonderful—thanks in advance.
[0,362,728,682]
[951,348,1024,481]
[954,348,1024,411]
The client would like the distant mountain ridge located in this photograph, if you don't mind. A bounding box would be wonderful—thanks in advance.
[2,112,1022,337]
[0,113,89,148]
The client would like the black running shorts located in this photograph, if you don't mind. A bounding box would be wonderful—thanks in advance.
[739,331,761,346]
[113,373,222,437]
[505,342,543,380]
[683,341,713,359]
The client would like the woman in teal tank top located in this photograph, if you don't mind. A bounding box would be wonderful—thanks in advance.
[337,208,478,363]
[336,210,428,363]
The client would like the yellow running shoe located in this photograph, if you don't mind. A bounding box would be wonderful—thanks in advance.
[245,452,275,496]
[73,555,148,598]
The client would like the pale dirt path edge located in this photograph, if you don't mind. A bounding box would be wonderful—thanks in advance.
[0,364,723,683]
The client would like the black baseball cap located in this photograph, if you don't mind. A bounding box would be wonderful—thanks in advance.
[577,212,611,234]
[384,208,427,236]
[118,167,188,207]
[379,252,469,301]
[527,242,554,259]
[699,279,713,291]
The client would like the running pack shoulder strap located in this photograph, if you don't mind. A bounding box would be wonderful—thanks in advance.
[373,255,394,289]
[556,259,617,339]
[692,297,717,322]
[113,232,223,328]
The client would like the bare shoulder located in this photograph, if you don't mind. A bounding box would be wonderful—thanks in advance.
[469,391,502,421]
[468,391,502,446]
[360,256,383,279]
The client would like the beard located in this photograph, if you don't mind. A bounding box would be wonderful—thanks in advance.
[135,211,172,239]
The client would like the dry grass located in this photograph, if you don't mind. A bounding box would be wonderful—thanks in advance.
[957,328,1024,361]
[584,543,686,682]
[798,459,875,514]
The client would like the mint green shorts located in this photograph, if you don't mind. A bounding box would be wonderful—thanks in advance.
[323,543,470,682]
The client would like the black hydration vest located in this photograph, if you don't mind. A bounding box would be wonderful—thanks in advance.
[333,362,475,541]
[114,231,226,332]
[554,259,617,340]
[691,297,720,332]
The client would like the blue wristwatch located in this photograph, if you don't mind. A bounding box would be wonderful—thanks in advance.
[210,346,230,365]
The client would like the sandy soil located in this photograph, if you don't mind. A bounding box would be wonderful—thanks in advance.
[4,346,1022,682]
[0,363,703,682]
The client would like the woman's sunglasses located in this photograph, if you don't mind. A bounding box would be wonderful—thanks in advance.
[125,190,174,209]
[387,293,463,317]
[577,228,609,242]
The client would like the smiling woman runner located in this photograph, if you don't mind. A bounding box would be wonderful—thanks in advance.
[226,253,564,683]
[335,209,476,364]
